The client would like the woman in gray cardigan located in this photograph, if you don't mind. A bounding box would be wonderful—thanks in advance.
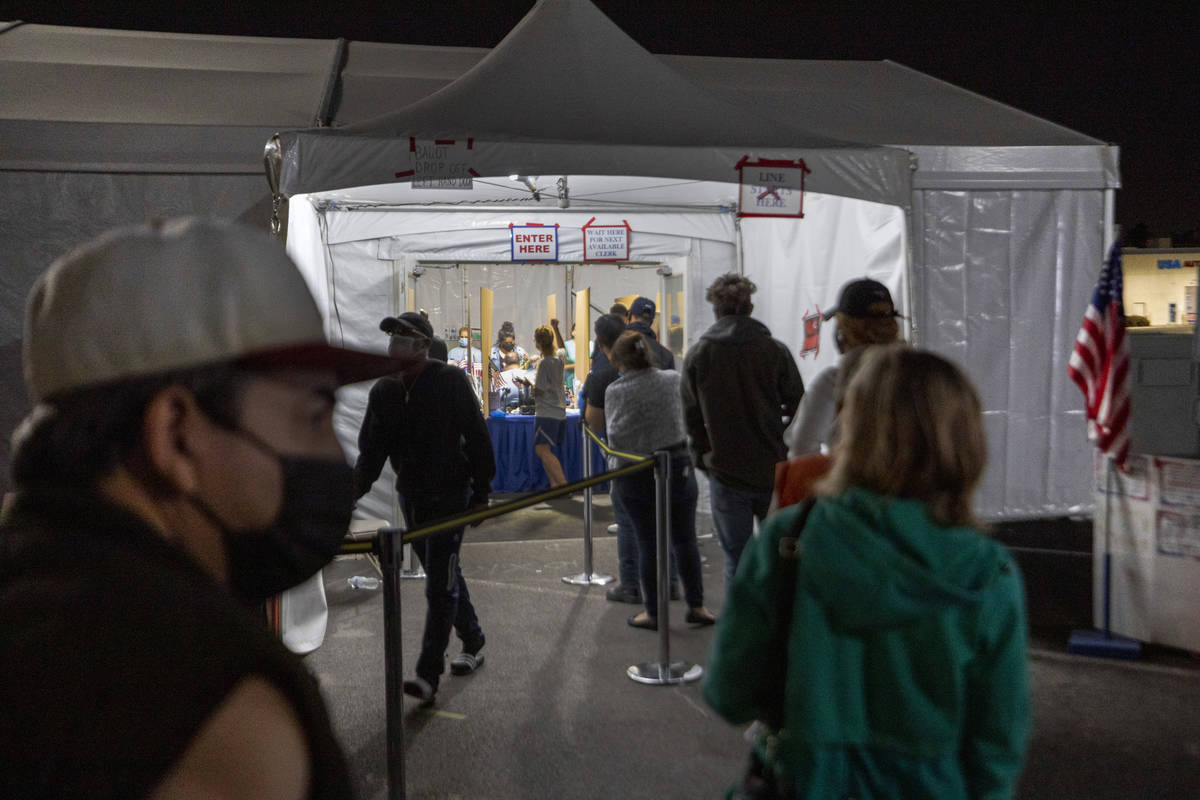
[604,331,716,630]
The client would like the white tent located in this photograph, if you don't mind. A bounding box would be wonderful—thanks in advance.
[0,3,1119,520]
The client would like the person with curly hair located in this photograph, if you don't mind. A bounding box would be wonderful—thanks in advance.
[681,273,804,585]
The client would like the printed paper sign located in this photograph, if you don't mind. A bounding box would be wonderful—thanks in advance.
[736,157,811,218]
[582,218,631,262]
[404,139,477,190]
[510,224,559,262]
[1157,510,1200,559]
[1157,457,1200,507]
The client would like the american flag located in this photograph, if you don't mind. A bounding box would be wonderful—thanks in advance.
[1068,241,1130,466]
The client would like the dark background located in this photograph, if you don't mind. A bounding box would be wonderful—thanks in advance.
[3,0,1196,244]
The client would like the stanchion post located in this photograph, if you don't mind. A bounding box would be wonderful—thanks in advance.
[563,422,613,586]
[378,527,407,799]
[628,449,702,685]
[655,450,671,670]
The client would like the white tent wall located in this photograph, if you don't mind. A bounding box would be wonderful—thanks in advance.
[913,188,1104,519]
[0,169,270,492]
[285,180,909,522]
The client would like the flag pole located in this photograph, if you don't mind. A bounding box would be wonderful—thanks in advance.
[1068,454,1141,658]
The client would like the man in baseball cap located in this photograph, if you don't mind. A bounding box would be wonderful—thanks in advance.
[821,277,902,321]
[1,217,405,798]
[381,310,435,341]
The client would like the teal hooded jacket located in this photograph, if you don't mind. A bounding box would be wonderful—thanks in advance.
[704,489,1031,799]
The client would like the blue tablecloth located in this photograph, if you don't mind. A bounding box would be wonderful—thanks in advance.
[487,411,607,493]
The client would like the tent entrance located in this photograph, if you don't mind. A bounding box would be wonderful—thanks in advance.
[409,259,687,361]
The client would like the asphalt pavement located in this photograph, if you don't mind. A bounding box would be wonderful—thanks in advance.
[305,493,1200,799]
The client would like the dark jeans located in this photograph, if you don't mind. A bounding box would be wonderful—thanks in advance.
[400,488,484,689]
[616,454,703,615]
[709,478,772,585]
[612,480,678,590]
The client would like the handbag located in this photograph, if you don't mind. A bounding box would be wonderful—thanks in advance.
[733,497,816,800]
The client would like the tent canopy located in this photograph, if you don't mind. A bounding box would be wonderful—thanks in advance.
[275,0,913,207]
[0,11,1116,191]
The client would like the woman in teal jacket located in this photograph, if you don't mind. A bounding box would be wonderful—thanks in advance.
[704,345,1031,799]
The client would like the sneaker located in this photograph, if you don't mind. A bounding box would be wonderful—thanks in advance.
[450,648,485,676]
[402,677,436,705]
[606,523,619,534]
[605,584,641,604]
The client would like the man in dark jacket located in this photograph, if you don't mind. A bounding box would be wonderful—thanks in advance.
[354,311,496,705]
[681,273,804,585]
[626,296,675,370]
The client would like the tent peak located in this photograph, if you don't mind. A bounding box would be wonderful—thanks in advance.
[341,0,867,150]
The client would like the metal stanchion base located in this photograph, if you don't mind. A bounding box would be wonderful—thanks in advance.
[561,572,615,586]
[627,661,703,685]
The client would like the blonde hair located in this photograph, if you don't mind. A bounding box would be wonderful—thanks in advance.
[534,325,556,358]
[818,345,985,527]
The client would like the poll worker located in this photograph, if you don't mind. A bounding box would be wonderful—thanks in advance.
[354,312,496,705]
[0,217,402,798]
[448,325,484,398]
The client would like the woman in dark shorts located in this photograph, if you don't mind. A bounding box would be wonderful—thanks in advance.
[532,325,567,487]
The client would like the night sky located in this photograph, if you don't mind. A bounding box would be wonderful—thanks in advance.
[4,0,1196,240]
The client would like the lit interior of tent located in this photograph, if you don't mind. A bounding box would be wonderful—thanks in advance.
[285,174,907,521]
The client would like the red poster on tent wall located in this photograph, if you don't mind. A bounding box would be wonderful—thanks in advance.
[582,218,631,262]
[736,157,811,218]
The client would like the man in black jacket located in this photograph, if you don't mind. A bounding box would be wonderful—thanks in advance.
[681,274,804,586]
[354,311,496,704]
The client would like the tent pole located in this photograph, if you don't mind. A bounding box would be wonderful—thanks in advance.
[734,213,744,276]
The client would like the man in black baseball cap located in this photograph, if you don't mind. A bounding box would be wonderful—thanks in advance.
[381,311,434,340]
[356,311,496,706]
[822,278,902,321]
[625,296,674,370]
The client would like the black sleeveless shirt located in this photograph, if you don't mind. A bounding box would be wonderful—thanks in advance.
[0,488,354,799]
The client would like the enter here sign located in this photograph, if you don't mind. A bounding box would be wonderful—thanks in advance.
[510,224,560,262]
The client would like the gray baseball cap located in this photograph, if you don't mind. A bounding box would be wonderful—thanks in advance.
[24,216,402,402]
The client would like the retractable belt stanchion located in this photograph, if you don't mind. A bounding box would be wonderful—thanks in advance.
[563,421,614,586]
[627,449,703,686]
[376,527,407,800]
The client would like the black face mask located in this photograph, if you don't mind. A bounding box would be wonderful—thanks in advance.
[500,342,515,352]
[190,425,354,605]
